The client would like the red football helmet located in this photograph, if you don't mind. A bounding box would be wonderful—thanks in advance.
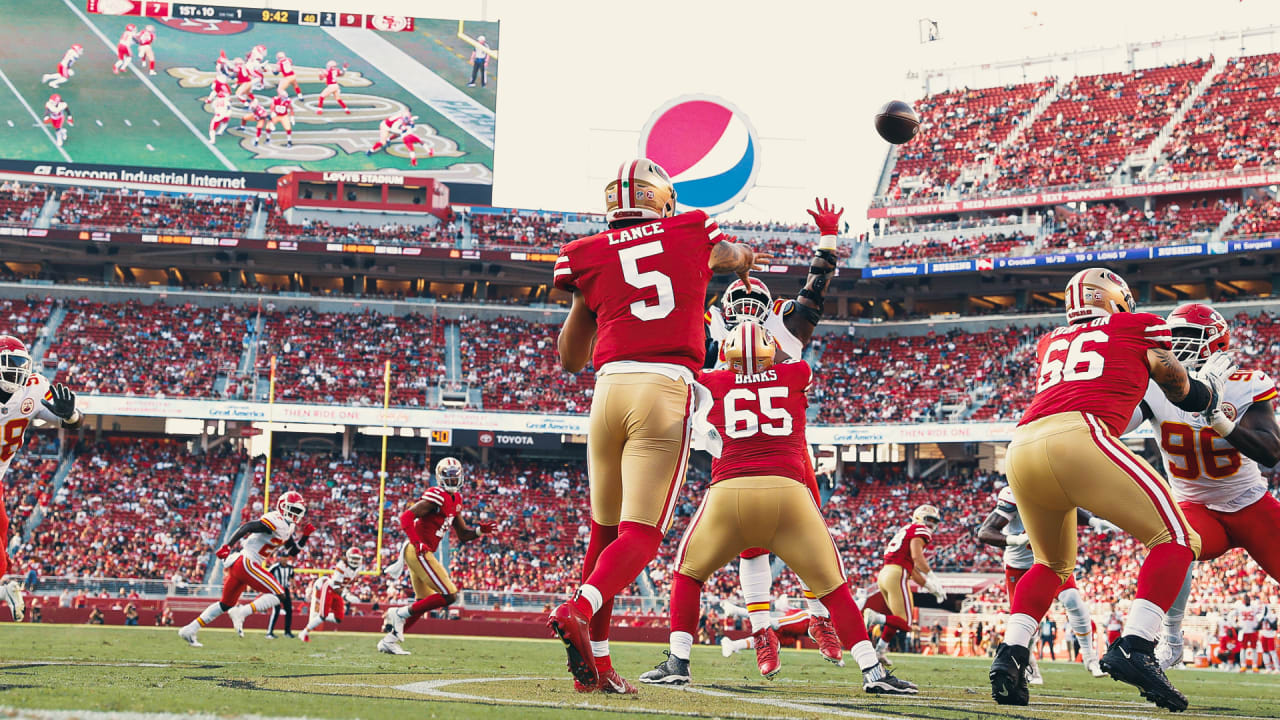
[125,23,137,32]
[71,44,83,53]
[276,491,306,523]
[721,277,773,326]
[49,94,61,105]
[0,335,33,395]
[1166,303,1230,370]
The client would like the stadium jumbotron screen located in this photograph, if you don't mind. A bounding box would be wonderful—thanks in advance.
[0,1,498,201]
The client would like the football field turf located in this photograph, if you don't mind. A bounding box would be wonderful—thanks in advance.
[0,0,495,178]
[3,625,1279,719]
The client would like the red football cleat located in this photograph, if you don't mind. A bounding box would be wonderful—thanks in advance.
[597,668,638,694]
[549,602,599,687]
[754,627,781,679]
[573,678,597,693]
[808,616,844,666]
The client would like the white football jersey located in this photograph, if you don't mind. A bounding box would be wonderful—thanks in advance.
[991,486,1034,569]
[236,510,295,564]
[1233,603,1269,634]
[326,560,361,588]
[0,374,65,481]
[1140,371,1278,512]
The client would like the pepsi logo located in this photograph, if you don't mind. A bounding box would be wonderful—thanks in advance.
[639,95,760,216]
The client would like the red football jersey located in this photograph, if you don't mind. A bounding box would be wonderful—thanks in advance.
[701,360,812,484]
[1020,312,1172,436]
[554,211,721,373]
[413,486,460,553]
[883,522,933,570]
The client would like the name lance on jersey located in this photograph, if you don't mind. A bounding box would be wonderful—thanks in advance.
[607,223,665,245]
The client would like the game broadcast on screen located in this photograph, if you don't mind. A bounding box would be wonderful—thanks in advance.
[0,1,498,198]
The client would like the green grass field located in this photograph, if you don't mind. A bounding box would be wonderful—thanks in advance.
[3,625,1279,719]
[0,0,496,178]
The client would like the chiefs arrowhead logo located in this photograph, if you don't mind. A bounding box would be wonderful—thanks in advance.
[1221,402,1238,421]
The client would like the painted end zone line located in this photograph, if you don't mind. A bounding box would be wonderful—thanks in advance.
[0,67,72,163]
[58,0,238,172]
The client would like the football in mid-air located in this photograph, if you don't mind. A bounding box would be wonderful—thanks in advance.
[875,100,920,144]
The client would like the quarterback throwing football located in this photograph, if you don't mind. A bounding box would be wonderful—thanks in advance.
[549,158,763,693]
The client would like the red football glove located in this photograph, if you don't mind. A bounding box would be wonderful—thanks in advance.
[298,522,315,537]
[478,521,498,535]
[215,545,231,560]
[807,197,844,236]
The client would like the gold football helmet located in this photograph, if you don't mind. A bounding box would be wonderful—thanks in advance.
[605,159,677,224]
[723,320,776,375]
[912,504,941,529]
[1064,267,1135,324]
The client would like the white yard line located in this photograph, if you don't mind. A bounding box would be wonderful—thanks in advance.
[0,67,71,162]
[322,26,495,149]
[57,0,237,171]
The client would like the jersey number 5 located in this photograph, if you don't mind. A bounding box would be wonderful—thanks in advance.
[619,241,675,321]
[1037,331,1107,392]
[724,387,793,439]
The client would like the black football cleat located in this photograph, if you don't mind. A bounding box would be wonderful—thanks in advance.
[864,669,918,695]
[638,651,691,686]
[1100,635,1188,712]
[989,643,1030,706]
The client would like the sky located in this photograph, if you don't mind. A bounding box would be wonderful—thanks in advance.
[186,1,1280,224]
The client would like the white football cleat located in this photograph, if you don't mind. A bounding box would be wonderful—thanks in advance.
[721,636,735,657]
[299,629,310,642]
[4,580,25,622]
[876,646,893,668]
[1028,665,1044,686]
[1156,633,1184,671]
[178,624,203,647]
[378,635,411,655]
[228,605,248,636]
[1086,658,1105,678]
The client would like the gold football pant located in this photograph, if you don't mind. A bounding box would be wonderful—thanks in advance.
[875,563,914,621]
[588,372,693,532]
[675,476,846,597]
[406,544,457,598]
[1005,411,1200,580]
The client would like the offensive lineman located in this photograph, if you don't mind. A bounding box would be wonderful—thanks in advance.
[977,488,1118,679]
[299,548,363,641]
[1123,303,1280,670]
[377,457,495,655]
[639,322,916,694]
[989,268,1225,711]
[179,491,311,646]
[703,198,847,673]
[549,158,763,693]
[0,335,82,622]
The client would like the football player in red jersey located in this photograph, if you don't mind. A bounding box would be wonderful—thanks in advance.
[990,268,1226,711]
[0,335,82,622]
[639,322,915,694]
[549,158,763,693]
[113,24,136,74]
[377,457,495,655]
[179,491,312,646]
[861,505,945,665]
[1122,303,1280,670]
[702,199,847,670]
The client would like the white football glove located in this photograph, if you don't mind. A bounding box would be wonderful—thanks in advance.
[923,572,946,602]
[1193,352,1236,419]
[1088,516,1122,534]
[1005,533,1030,547]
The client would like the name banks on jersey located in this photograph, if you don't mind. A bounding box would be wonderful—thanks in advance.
[702,360,812,484]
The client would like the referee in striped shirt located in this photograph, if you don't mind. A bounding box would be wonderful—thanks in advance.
[265,556,296,638]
